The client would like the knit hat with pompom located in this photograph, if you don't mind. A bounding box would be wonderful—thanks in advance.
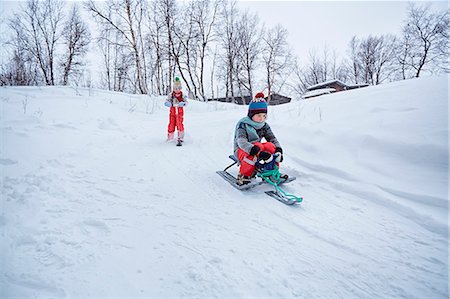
[173,76,182,91]
[248,92,267,118]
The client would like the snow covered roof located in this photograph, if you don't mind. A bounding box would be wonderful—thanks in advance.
[307,80,349,91]
[302,88,336,99]
[347,83,370,89]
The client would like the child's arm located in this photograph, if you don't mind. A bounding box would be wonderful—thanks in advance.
[164,94,173,107]
[179,93,188,107]
[264,124,284,161]
[264,124,281,148]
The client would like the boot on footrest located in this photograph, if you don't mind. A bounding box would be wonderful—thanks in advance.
[280,173,289,181]
[237,173,252,186]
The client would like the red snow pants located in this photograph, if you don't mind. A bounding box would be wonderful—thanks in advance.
[237,141,276,176]
[167,106,184,134]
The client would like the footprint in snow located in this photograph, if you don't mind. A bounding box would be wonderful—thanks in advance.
[80,219,110,235]
[0,158,18,165]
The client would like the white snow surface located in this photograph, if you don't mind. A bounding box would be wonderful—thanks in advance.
[1,76,448,298]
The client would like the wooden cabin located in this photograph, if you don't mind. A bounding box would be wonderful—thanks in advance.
[307,80,349,92]
[208,93,291,106]
[303,80,369,99]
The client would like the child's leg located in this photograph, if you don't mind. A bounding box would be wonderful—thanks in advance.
[176,107,184,139]
[237,142,277,176]
[237,148,257,176]
[167,107,176,140]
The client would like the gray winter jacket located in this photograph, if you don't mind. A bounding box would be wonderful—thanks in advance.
[233,120,281,157]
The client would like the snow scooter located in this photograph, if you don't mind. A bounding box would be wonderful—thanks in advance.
[216,153,303,205]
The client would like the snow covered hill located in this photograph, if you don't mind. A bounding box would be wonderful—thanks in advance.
[1,76,448,298]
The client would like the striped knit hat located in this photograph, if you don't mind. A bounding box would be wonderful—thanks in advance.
[248,92,268,118]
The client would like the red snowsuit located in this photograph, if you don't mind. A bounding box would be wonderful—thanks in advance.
[237,142,276,176]
[167,90,186,139]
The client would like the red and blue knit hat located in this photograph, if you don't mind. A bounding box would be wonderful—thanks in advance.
[248,92,267,118]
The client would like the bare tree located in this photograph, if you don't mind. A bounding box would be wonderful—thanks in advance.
[1,24,38,86]
[330,49,350,82]
[86,0,148,94]
[290,45,351,97]
[400,3,449,77]
[347,36,361,84]
[290,58,310,97]
[210,45,219,101]
[95,13,131,92]
[171,1,200,100]
[372,34,398,84]
[0,49,36,86]
[358,36,375,84]
[261,24,291,102]
[396,25,415,80]
[97,27,113,91]
[61,4,91,86]
[156,0,178,94]
[9,0,65,85]
[218,0,239,103]
[235,10,262,98]
[190,0,220,101]
[321,45,331,82]
[306,49,323,84]
[357,34,398,85]
[146,0,169,95]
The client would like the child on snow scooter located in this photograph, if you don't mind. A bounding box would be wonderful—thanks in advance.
[233,92,286,185]
[165,76,188,142]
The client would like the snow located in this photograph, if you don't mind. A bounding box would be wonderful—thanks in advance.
[1,76,448,298]
[347,83,369,89]
[306,79,348,90]
[302,88,336,99]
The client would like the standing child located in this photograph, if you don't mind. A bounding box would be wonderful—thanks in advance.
[233,92,285,185]
[165,77,187,143]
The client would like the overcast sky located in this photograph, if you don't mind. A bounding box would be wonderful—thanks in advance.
[0,0,447,87]
[237,0,448,62]
[2,0,447,61]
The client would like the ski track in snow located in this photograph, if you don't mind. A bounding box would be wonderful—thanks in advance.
[0,78,448,298]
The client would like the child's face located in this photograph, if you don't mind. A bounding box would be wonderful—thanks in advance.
[252,113,267,123]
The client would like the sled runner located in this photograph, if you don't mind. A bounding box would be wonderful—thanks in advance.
[216,154,302,205]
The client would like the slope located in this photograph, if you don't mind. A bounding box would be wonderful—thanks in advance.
[0,76,448,298]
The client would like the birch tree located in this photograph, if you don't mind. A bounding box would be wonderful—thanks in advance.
[61,5,91,86]
[86,0,148,94]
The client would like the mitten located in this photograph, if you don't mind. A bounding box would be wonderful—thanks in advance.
[258,151,272,163]
[249,145,260,156]
[274,147,283,162]
[178,101,185,107]
[164,101,172,107]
